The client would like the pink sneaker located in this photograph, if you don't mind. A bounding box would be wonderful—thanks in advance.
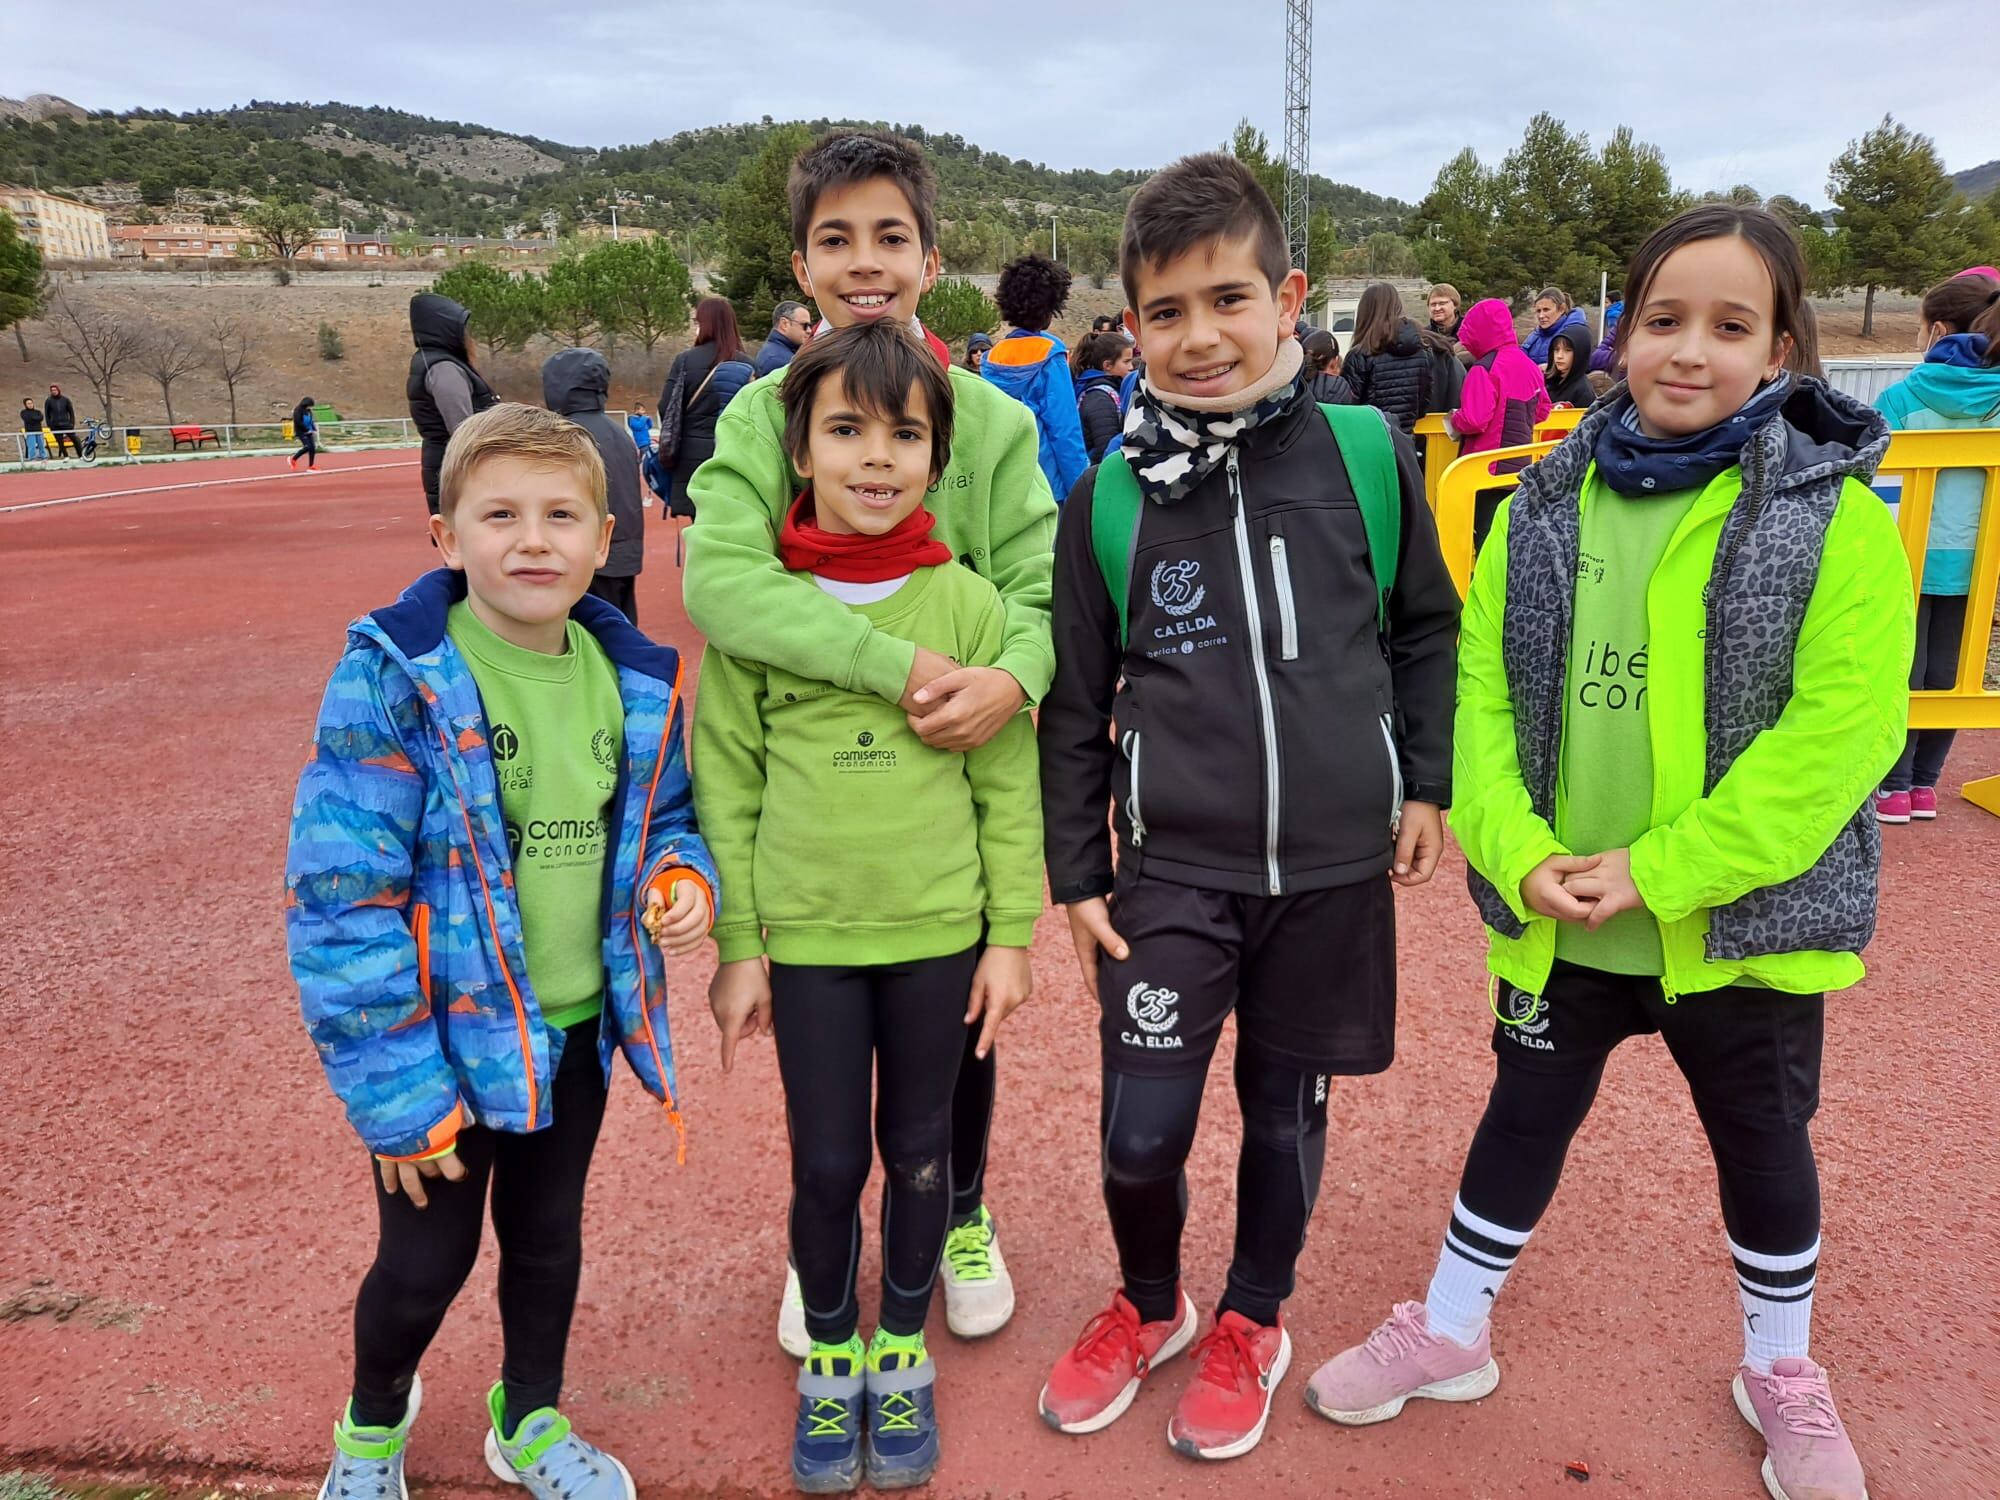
[1302,1301,1498,1426]
[1909,786,1938,820]
[1733,1358,1868,1500]
[1873,789,1911,825]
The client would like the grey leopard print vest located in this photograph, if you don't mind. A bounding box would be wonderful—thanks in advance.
[1466,380,1891,966]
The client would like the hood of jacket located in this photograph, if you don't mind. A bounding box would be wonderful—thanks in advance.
[1076,368,1120,394]
[1458,299,1519,357]
[1548,326,1593,373]
[410,293,472,355]
[982,330,1070,397]
[541,347,609,415]
[1895,348,2000,422]
[1385,317,1424,357]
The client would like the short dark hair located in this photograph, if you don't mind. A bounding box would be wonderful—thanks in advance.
[1120,152,1289,305]
[995,253,1073,330]
[780,320,955,486]
[774,300,808,324]
[789,129,939,255]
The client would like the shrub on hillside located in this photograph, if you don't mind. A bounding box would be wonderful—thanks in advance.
[317,322,345,361]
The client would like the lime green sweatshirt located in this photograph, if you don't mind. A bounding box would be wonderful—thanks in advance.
[682,364,1059,706]
[692,563,1045,967]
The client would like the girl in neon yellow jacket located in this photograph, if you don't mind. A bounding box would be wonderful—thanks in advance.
[1303,207,1911,1500]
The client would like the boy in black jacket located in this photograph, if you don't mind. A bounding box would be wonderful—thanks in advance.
[1035,153,1459,1461]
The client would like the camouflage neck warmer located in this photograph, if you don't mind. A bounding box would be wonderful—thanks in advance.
[1120,338,1307,506]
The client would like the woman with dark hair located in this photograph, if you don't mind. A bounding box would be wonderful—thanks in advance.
[657,296,756,517]
[1342,282,1451,433]
[1301,329,1355,405]
[289,395,319,471]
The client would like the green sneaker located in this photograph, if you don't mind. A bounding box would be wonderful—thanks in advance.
[940,1204,1015,1337]
[318,1374,421,1500]
[865,1330,939,1490]
[482,1382,635,1500]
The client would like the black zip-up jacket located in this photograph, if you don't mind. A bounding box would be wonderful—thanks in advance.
[406,294,497,513]
[1039,398,1460,903]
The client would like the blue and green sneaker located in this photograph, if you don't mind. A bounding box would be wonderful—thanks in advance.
[318,1374,421,1500]
[794,1334,866,1493]
[865,1329,939,1490]
[482,1382,635,1500]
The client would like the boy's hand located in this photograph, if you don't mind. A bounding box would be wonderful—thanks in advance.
[908,666,1027,751]
[708,959,772,1073]
[376,1149,466,1211]
[898,647,959,715]
[1562,848,1646,931]
[1519,853,1603,922]
[1390,800,1445,886]
[1063,897,1129,994]
[965,946,1033,1059]
[643,878,711,956]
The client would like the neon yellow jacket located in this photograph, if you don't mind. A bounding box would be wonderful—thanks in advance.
[1452,467,1913,998]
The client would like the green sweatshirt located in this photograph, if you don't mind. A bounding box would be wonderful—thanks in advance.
[682,364,1059,706]
[692,563,1045,967]
[446,601,624,1029]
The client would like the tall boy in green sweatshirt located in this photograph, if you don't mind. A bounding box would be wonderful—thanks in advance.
[684,127,1058,1357]
[693,321,1042,1491]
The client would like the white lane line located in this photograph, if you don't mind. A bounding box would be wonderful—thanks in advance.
[0,459,420,514]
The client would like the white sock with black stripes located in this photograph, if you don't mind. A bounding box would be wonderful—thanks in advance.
[1732,1236,1818,1374]
[1424,1195,1533,1347]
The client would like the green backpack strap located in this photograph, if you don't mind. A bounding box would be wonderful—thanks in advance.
[1090,452,1144,648]
[1318,402,1401,634]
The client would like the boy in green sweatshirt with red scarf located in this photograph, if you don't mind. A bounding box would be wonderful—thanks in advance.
[683,127,1057,1367]
[693,321,1042,1492]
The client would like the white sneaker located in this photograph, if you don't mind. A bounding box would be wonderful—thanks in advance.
[940,1204,1015,1338]
[778,1262,810,1360]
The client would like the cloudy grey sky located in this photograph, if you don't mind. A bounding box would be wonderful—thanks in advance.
[5,0,1993,205]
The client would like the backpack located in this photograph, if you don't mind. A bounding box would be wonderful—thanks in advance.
[1090,403,1401,647]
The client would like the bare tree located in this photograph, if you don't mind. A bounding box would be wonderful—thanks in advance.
[45,285,142,433]
[138,323,204,425]
[208,312,255,426]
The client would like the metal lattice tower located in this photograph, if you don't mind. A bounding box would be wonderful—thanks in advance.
[1283,0,1313,275]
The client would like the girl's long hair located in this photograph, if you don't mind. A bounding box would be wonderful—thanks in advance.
[693,296,744,363]
[1351,282,1406,356]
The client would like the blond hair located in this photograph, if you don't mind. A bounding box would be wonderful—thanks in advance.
[437,402,607,519]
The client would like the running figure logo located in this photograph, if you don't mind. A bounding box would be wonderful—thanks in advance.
[1150,559,1206,617]
[1126,981,1181,1035]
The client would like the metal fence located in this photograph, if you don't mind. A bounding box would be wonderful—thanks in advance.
[6,417,424,467]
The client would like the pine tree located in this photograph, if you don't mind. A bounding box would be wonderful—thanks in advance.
[0,209,45,363]
[1588,127,1681,285]
[718,125,812,337]
[1828,116,1961,337]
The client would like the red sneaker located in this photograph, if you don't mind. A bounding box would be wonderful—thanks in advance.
[1039,1290,1197,1435]
[1167,1310,1293,1461]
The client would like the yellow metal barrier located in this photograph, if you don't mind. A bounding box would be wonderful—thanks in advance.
[1433,426,2000,816]
[1415,405,1584,513]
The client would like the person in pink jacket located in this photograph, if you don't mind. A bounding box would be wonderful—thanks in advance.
[1450,298,1551,549]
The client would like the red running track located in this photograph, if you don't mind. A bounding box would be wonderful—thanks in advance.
[2,453,1997,1497]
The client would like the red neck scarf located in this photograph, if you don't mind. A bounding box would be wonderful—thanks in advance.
[778,491,953,582]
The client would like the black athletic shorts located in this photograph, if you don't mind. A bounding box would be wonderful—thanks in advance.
[1491,960,1824,1131]
[1096,867,1397,1078]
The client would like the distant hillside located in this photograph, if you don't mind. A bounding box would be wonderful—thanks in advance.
[0,99,1409,260]
[1954,160,2000,201]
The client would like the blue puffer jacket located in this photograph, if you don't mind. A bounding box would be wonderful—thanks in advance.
[285,570,717,1160]
[982,329,1089,498]
[1522,307,1591,367]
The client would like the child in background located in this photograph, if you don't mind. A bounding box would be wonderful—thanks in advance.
[1872,274,2000,823]
[288,404,715,1500]
[1543,327,1595,408]
[695,321,1041,1492]
[1452,298,1552,551]
[983,252,1091,498]
[1073,331,1135,462]
[965,332,993,373]
[19,397,46,461]
[1303,329,1355,405]
[1305,206,1911,1500]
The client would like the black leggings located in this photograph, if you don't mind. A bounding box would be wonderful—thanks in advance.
[52,428,80,459]
[772,948,981,1343]
[293,436,317,467]
[1102,1051,1330,1328]
[1885,592,1970,792]
[1459,968,1821,1256]
[350,1017,607,1431]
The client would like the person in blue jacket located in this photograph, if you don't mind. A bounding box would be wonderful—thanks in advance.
[981,252,1088,499]
[1871,273,2000,824]
[1520,287,1590,367]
